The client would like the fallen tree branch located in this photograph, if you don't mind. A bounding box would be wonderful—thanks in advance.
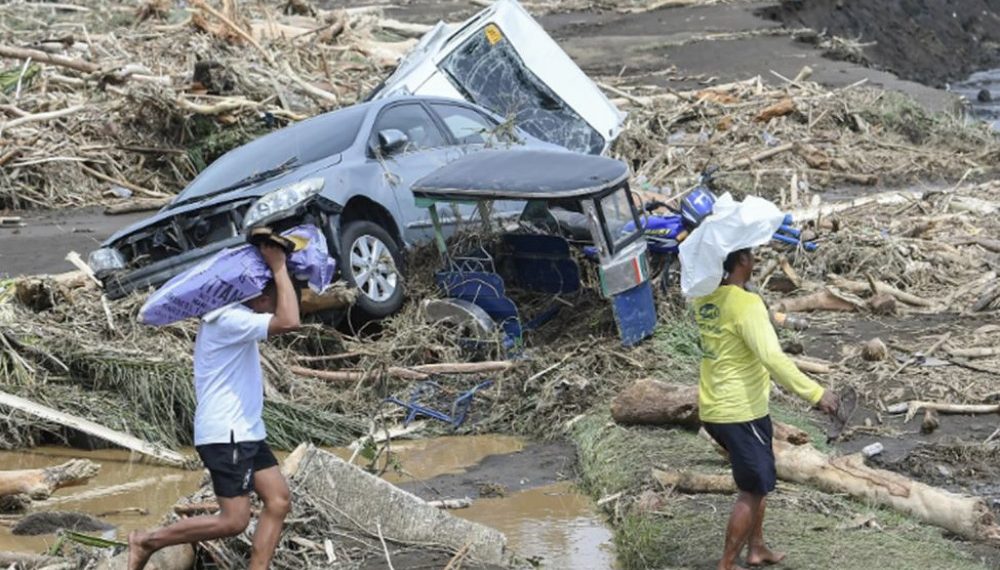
[290,361,513,383]
[0,44,98,74]
[80,165,170,199]
[886,401,1000,423]
[0,104,87,131]
[0,390,188,467]
[829,275,934,307]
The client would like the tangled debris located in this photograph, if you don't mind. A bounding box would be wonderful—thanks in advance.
[0,0,417,209]
[609,75,1000,204]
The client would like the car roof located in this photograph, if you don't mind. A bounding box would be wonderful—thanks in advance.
[411,149,629,201]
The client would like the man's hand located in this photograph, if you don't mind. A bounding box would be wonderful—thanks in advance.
[816,390,839,416]
[260,243,287,272]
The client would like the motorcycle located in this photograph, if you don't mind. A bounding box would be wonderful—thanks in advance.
[598,167,818,290]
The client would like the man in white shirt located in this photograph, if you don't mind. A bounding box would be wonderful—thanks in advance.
[129,243,301,570]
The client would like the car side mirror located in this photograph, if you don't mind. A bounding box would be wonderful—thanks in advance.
[378,129,409,155]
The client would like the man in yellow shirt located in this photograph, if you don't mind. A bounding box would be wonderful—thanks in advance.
[694,248,838,570]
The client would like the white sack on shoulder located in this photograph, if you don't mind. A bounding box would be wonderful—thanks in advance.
[679,193,785,298]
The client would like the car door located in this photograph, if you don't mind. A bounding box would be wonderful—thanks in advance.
[368,102,464,243]
[428,102,525,223]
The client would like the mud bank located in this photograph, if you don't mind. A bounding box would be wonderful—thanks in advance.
[765,0,1000,87]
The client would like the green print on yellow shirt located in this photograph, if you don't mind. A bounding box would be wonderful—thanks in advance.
[694,285,824,423]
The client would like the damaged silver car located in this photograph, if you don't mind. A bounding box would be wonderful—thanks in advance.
[90,96,560,320]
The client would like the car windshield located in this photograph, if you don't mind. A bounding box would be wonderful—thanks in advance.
[174,105,368,203]
[440,23,605,154]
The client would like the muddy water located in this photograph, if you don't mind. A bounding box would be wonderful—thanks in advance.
[1,436,615,567]
[457,481,616,569]
[0,446,204,554]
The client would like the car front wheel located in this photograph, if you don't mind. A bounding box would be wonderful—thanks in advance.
[340,220,405,319]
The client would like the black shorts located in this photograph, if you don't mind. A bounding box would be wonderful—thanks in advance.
[195,440,279,498]
[703,415,776,495]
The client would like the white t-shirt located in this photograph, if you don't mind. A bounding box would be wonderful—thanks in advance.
[193,305,272,445]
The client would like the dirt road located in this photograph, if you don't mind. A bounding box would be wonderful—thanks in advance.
[0,208,148,277]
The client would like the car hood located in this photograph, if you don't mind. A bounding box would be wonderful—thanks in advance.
[103,161,333,247]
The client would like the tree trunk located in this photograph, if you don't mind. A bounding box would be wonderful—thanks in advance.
[651,468,736,493]
[0,459,100,500]
[613,381,1000,546]
[772,439,1000,546]
[610,379,699,427]
[285,444,510,565]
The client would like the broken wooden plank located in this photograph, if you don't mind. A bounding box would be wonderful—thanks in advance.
[0,390,188,467]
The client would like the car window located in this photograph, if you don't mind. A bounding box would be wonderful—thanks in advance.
[440,23,605,155]
[176,105,367,202]
[430,104,496,144]
[371,104,447,154]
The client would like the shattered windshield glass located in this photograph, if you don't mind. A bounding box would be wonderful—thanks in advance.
[440,24,605,155]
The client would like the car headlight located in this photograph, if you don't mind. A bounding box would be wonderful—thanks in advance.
[243,178,325,230]
[88,248,126,276]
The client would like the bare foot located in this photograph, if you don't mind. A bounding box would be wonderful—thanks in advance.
[127,530,154,570]
[747,544,786,566]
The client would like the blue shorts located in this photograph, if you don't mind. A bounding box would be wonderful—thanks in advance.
[703,415,776,495]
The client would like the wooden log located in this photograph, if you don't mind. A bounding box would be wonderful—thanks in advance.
[789,356,832,374]
[772,439,1000,546]
[946,347,1000,358]
[610,379,700,427]
[427,497,473,510]
[651,467,736,493]
[0,459,99,500]
[754,98,796,123]
[972,280,1000,312]
[773,288,862,313]
[0,390,188,467]
[889,401,1000,423]
[829,275,934,308]
[0,44,99,74]
[104,198,171,215]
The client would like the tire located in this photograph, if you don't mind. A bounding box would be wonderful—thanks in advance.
[339,220,405,320]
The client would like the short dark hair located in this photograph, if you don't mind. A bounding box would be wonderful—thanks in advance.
[723,248,751,273]
[260,279,304,303]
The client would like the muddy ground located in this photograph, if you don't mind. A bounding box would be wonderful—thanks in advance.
[765,0,1000,87]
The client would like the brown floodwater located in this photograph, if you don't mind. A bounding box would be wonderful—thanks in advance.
[0,436,614,568]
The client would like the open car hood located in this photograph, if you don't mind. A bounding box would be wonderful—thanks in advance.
[371,0,625,155]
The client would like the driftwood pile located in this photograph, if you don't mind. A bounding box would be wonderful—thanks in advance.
[608,73,1000,207]
[0,0,421,209]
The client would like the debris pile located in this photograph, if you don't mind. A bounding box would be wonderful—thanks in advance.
[609,76,1000,204]
[0,0,419,209]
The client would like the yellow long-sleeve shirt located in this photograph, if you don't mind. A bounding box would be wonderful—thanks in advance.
[694,285,824,423]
